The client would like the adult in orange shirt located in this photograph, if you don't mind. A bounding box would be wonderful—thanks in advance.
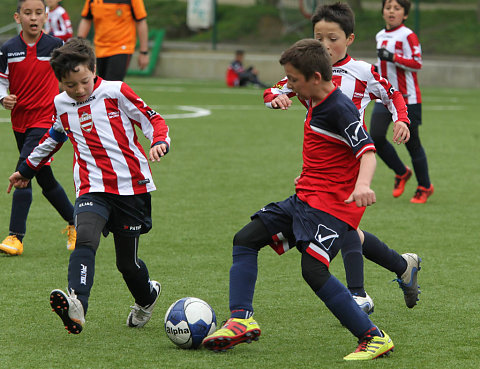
[77,0,149,81]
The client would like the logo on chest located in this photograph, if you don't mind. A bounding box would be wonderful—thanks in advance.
[79,111,93,133]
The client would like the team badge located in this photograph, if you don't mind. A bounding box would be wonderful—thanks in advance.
[116,9,123,17]
[314,224,339,250]
[79,111,93,133]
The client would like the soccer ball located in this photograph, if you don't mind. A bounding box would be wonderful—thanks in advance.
[164,297,217,349]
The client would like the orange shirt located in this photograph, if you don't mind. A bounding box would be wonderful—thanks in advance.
[81,0,147,58]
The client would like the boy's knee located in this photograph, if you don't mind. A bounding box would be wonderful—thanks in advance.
[301,252,331,291]
[233,217,270,251]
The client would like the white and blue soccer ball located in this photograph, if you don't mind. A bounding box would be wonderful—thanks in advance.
[164,297,217,349]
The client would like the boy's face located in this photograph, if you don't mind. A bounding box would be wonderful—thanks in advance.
[383,0,408,30]
[14,0,47,42]
[313,20,354,64]
[60,64,96,103]
[45,0,60,9]
[284,63,317,102]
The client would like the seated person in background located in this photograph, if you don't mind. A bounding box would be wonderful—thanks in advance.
[226,50,268,88]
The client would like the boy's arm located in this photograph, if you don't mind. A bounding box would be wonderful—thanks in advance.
[344,151,376,207]
[77,18,92,38]
[378,33,422,72]
[263,77,297,109]
[62,9,74,41]
[135,19,149,70]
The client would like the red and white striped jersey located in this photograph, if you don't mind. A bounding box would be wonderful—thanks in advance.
[45,6,73,42]
[264,55,409,125]
[23,78,170,197]
[376,24,422,104]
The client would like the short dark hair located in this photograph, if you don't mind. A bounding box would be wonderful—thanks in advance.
[311,2,355,37]
[50,38,96,81]
[279,39,332,81]
[382,0,411,16]
[17,0,46,13]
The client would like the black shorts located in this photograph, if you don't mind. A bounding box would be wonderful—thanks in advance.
[14,128,49,168]
[74,192,152,237]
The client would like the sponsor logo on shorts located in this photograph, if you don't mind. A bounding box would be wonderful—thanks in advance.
[314,224,339,250]
[78,201,93,207]
[123,225,142,231]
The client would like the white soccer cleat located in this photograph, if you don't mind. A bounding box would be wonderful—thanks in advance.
[50,289,85,334]
[353,293,375,315]
[127,280,161,328]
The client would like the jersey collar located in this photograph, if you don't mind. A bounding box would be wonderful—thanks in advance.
[333,54,351,67]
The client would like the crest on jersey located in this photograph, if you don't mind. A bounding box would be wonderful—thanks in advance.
[344,121,368,147]
[314,224,339,251]
[79,112,93,133]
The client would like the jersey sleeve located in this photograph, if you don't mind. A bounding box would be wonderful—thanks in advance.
[131,0,147,21]
[81,0,92,19]
[263,77,297,108]
[19,113,67,178]
[62,10,74,41]
[366,64,409,124]
[119,82,170,149]
[394,32,422,72]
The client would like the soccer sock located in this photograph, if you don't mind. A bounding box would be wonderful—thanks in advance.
[315,275,381,338]
[229,246,258,319]
[411,149,431,188]
[122,258,156,307]
[42,182,75,223]
[341,230,365,297]
[68,245,96,314]
[376,141,407,175]
[9,187,33,241]
[362,231,407,277]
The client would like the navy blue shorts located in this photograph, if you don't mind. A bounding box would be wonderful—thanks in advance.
[74,192,152,237]
[253,195,350,266]
[14,128,49,169]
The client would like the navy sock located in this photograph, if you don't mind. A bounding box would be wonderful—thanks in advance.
[68,245,96,314]
[229,246,258,319]
[9,187,32,241]
[411,149,431,188]
[42,183,74,223]
[122,259,155,307]
[341,230,365,296]
[316,275,380,338]
[362,231,407,277]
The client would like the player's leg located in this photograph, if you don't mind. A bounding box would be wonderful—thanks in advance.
[1,131,33,255]
[405,104,433,203]
[202,216,271,351]
[370,103,412,197]
[36,165,76,249]
[340,230,374,314]
[98,54,131,81]
[360,229,421,308]
[50,210,105,334]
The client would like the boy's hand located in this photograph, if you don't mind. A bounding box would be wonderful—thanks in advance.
[294,175,300,186]
[271,95,292,110]
[138,53,150,70]
[392,121,410,144]
[149,143,168,162]
[2,94,17,110]
[7,171,30,193]
[345,184,376,207]
[377,48,395,62]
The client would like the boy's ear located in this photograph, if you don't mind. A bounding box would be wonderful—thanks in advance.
[346,33,355,47]
[13,12,20,24]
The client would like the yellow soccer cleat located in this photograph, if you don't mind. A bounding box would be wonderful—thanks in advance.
[344,331,394,361]
[202,316,261,352]
[0,235,24,255]
[62,225,77,251]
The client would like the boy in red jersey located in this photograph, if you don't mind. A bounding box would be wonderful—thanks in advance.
[44,0,73,42]
[8,38,170,334]
[263,2,422,313]
[373,0,433,203]
[203,39,394,361]
[0,0,76,255]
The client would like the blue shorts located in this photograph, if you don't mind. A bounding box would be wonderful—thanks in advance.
[74,192,152,237]
[253,195,350,266]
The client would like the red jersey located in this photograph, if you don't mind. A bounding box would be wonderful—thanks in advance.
[45,6,73,42]
[0,32,63,133]
[21,78,170,197]
[296,88,375,229]
[376,24,422,104]
[264,55,409,126]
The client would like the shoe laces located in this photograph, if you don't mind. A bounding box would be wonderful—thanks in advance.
[355,335,374,352]
[130,304,151,319]
[393,176,402,188]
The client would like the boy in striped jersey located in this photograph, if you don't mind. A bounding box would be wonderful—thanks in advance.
[263,2,421,313]
[373,0,433,203]
[8,38,170,334]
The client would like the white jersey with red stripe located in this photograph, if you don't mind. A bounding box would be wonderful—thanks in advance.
[24,77,170,197]
[263,55,409,125]
[376,24,422,104]
[45,6,73,42]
